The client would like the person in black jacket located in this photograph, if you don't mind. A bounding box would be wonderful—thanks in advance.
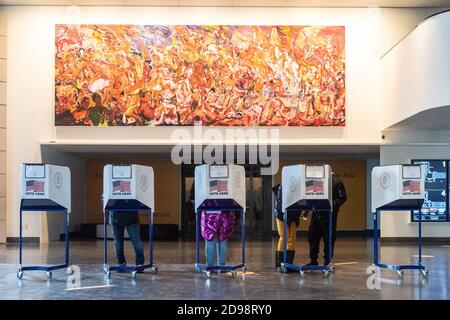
[272,184,301,271]
[307,174,347,266]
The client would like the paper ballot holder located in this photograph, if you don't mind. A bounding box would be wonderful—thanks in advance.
[20,163,71,212]
[103,164,154,211]
[17,164,72,280]
[282,164,332,212]
[194,164,245,211]
[280,164,334,277]
[371,164,425,212]
[369,164,428,278]
[194,164,247,277]
[102,164,157,278]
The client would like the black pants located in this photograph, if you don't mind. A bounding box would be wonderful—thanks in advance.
[308,212,338,262]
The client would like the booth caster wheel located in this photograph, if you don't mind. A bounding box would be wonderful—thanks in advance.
[151,266,158,274]
[420,269,429,278]
[367,264,378,274]
[328,264,336,272]
[231,271,237,278]
[203,270,212,279]
[396,270,404,279]
[131,271,137,279]
[242,266,247,273]
[46,272,53,280]
[16,271,23,279]
[323,270,330,278]
[105,271,111,279]
[299,270,305,278]
[66,267,74,275]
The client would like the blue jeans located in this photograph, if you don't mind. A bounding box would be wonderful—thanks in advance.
[205,238,228,267]
[111,222,145,266]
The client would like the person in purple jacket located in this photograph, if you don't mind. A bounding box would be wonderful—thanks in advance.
[201,210,236,268]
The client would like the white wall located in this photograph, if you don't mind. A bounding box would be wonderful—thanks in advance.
[4,5,442,241]
[381,11,450,129]
[0,9,6,243]
[380,144,450,238]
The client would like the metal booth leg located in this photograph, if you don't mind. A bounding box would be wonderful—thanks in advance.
[195,209,200,269]
[282,211,287,272]
[103,210,108,273]
[65,209,69,266]
[241,209,245,270]
[19,209,23,267]
[149,209,153,266]
[328,209,333,265]
[373,209,379,266]
[418,209,422,266]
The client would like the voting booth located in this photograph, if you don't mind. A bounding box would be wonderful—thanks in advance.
[17,164,72,279]
[370,164,428,278]
[102,164,157,278]
[281,164,334,277]
[194,164,246,277]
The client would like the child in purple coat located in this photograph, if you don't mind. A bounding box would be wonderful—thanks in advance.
[201,210,236,267]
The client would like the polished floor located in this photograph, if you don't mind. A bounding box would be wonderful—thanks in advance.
[1,238,449,300]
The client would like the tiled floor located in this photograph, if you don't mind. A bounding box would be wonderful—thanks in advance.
[0,238,449,300]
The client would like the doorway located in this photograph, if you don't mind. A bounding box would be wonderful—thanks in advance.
[180,164,273,236]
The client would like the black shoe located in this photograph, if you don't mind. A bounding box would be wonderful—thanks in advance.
[275,251,283,270]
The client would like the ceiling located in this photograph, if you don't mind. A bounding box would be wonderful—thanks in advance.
[0,0,449,7]
[41,143,380,159]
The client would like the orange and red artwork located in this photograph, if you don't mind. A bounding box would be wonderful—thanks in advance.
[55,25,345,126]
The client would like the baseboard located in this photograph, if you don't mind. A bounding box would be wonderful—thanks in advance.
[269,230,378,237]
[7,237,40,244]
[62,223,179,240]
[381,237,450,243]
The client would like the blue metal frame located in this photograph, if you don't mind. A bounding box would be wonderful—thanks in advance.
[18,203,70,275]
[103,208,156,274]
[373,207,426,272]
[194,208,246,273]
[282,208,334,274]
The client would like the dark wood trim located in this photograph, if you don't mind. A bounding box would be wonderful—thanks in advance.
[7,237,40,244]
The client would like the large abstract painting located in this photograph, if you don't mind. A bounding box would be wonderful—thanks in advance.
[55,25,345,126]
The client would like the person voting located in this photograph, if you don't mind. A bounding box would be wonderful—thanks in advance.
[194,164,246,275]
[103,164,155,277]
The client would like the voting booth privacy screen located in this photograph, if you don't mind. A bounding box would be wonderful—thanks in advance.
[103,164,154,211]
[19,164,71,212]
[195,164,246,210]
[282,164,332,212]
[371,164,425,212]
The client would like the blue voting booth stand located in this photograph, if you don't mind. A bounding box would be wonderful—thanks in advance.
[369,164,428,279]
[102,164,157,279]
[194,164,247,278]
[17,164,73,280]
[281,164,335,278]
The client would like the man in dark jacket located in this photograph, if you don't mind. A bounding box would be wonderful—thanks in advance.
[110,210,145,271]
[307,174,347,266]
